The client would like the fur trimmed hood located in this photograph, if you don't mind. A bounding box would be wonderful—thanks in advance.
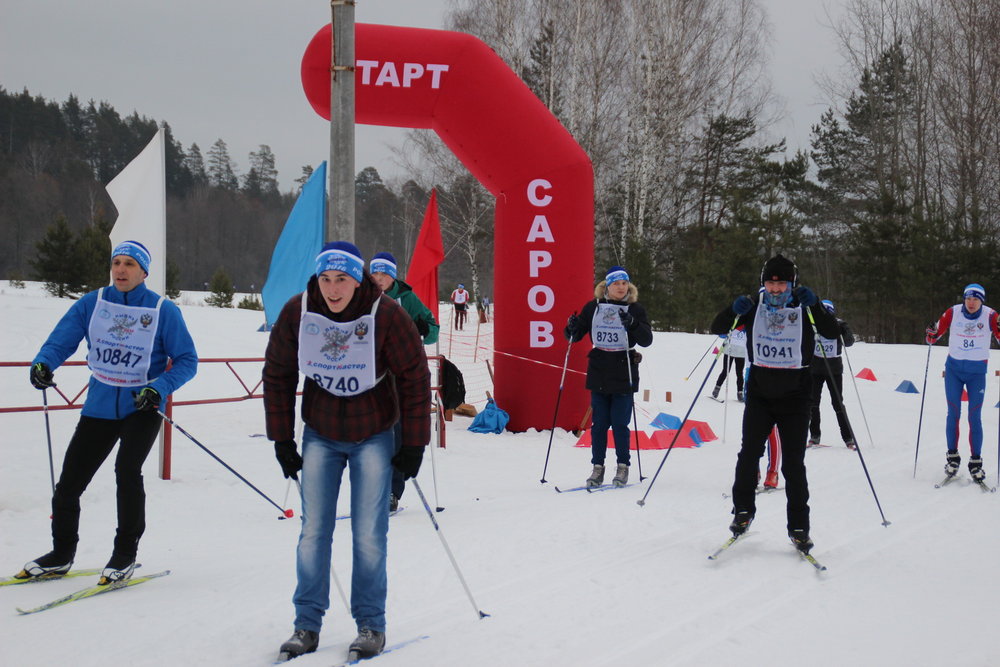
[594,280,639,303]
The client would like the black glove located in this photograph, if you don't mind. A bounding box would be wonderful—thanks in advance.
[793,286,818,307]
[133,387,161,412]
[732,295,754,316]
[30,362,56,389]
[415,317,430,338]
[274,440,303,479]
[391,445,425,480]
[564,314,581,341]
[619,309,635,329]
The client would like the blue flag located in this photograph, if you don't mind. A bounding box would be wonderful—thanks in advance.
[262,162,326,327]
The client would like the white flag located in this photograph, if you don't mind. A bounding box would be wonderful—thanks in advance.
[107,128,166,295]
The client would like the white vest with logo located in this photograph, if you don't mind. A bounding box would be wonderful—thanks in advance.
[298,294,382,397]
[87,287,162,387]
[948,304,996,362]
[591,302,629,352]
[751,298,805,369]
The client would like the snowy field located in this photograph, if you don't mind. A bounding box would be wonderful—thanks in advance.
[1,282,997,666]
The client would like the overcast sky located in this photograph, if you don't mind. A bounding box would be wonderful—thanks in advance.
[1,0,844,192]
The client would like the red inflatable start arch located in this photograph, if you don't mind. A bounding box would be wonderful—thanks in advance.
[301,23,593,432]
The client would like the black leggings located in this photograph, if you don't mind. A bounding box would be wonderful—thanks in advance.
[715,355,745,392]
[50,411,163,560]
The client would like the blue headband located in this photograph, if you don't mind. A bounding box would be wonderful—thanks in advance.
[111,240,151,275]
[369,252,397,279]
[315,241,364,283]
[605,266,629,284]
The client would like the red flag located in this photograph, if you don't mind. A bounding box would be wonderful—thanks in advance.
[406,189,445,321]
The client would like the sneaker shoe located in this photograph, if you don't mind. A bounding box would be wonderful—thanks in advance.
[586,464,605,488]
[945,450,961,477]
[711,386,720,399]
[763,470,779,488]
[807,436,821,448]
[736,390,745,403]
[612,463,629,488]
[99,554,136,586]
[17,551,74,580]
[348,628,386,659]
[969,457,985,482]
[389,493,399,513]
[789,528,814,553]
[729,510,754,536]
[279,629,319,659]
[844,438,858,450]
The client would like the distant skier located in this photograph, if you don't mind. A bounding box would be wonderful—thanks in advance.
[369,251,438,512]
[712,325,747,402]
[264,241,430,661]
[564,265,652,489]
[808,299,857,448]
[18,241,198,585]
[925,283,1000,482]
[450,283,470,330]
[710,254,839,554]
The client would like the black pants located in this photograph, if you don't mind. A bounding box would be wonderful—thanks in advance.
[715,356,745,392]
[732,386,811,532]
[50,411,163,560]
[809,372,853,442]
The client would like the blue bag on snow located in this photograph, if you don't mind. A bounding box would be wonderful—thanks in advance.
[467,398,509,434]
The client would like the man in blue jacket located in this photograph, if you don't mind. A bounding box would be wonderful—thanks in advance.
[17,241,198,585]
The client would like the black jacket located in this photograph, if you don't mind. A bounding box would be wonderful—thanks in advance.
[566,297,653,395]
[710,292,839,400]
[809,318,855,376]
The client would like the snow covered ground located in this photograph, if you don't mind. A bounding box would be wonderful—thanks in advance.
[1,282,997,666]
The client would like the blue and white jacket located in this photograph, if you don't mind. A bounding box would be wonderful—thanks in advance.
[33,283,198,420]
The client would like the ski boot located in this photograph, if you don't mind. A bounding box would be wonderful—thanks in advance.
[945,450,961,477]
[348,628,385,660]
[969,457,985,482]
[763,470,779,489]
[389,493,399,513]
[612,463,629,488]
[807,436,821,448]
[278,629,319,661]
[789,529,814,554]
[736,390,745,403]
[586,464,605,488]
[99,554,136,586]
[16,551,74,580]
[711,386,721,399]
[844,438,858,450]
[729,510,754,537]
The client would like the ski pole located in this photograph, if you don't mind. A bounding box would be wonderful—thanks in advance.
[637,318,737,506]
[683,337,716,380]
[158,411,294,519]
[624,345,645,481]
[540,336,574,483]
[912,342,933,478]
[428,427,444,512]
[411,479,489,619]
[807,309,890,526]
[293,478,349,612]
[41,388,56,495]
[841,336,876,450]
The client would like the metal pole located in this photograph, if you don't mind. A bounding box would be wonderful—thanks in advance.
[329,0,355,242]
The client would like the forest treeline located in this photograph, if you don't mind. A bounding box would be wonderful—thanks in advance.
[3,0,999,343]
[0,89,485,301]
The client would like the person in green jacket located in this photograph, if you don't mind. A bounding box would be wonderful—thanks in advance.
[370,252,439,511]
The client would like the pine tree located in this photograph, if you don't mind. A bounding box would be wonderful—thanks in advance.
[76,218,113,292]
[205,267,234,307]
[165,259,181,299]
[31,217,85,298]
[206,139,239,190]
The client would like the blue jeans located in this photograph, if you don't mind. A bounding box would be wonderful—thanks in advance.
[293,425,394,634]
[590,392,633,465]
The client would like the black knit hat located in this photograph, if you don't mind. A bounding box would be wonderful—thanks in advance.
[760,254,797,286]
